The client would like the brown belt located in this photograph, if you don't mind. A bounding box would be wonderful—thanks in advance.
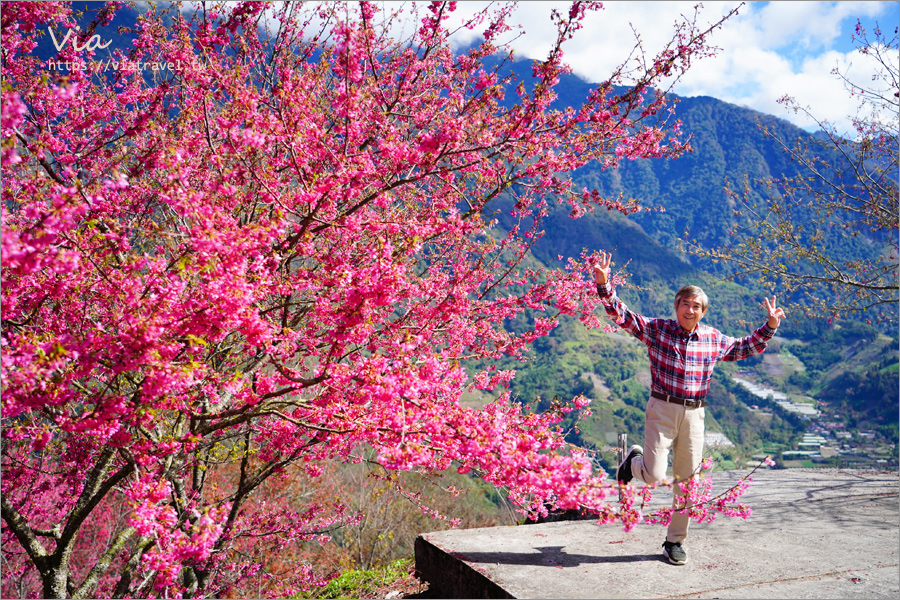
[650,391,707,408]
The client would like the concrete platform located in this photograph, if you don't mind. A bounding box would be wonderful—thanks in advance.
[415,469,899,598]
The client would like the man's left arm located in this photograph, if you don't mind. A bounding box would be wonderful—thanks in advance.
[722,295,786,362]
[722,323,776,362]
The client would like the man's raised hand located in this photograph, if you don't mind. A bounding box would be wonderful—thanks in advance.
[593,251,611,285]
[764,296,786,329]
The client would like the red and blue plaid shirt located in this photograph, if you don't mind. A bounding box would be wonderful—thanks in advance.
[597,283,775,400]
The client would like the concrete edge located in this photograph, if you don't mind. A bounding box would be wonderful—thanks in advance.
[414,534,515,599]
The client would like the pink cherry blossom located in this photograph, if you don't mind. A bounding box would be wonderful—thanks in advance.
[1,2,744,597]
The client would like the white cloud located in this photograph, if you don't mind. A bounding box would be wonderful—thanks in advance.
[436,1,896,134]
[743,1,868,50]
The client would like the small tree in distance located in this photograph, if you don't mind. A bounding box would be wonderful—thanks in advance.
[2,1,741,597]
[685,21,899,325]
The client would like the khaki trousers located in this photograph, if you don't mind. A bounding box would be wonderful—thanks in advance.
[630,396,705,543]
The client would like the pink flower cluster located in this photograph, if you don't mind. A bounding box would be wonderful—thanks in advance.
[124,475,226,590]
[1,2,743,597]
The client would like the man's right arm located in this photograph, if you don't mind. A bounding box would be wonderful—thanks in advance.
[595,282,649,340]
[593,254,651,343]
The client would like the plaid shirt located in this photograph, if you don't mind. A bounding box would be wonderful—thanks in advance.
[597,283,775,400]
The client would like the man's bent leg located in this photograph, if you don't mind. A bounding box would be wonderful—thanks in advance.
[631,398,678,484]
[666,405,706,544]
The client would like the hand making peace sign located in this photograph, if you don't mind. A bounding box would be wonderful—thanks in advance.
[592,251,612,285]
[764,296,786,329]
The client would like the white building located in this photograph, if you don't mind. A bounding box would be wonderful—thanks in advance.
[705,432,735,448]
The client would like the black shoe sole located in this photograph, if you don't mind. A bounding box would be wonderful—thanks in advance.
[616,449,641,483]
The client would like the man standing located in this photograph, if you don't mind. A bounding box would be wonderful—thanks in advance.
[592,250,785,565]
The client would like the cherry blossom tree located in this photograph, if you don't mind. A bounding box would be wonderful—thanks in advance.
[2,1,740,597]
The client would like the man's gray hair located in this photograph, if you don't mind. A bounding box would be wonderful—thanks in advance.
[675,285,709,312]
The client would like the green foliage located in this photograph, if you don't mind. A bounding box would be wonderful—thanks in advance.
[876,423,899,446]
[787,321,881,375]
[296,559,413,600]
[818,368,899,425]
[613,378,649,409]
[778,322,899,431]
[612,405,644,439]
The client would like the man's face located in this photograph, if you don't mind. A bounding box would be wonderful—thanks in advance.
[675,295,706,332]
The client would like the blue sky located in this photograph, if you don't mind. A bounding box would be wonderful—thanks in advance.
[440,1,900,134]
